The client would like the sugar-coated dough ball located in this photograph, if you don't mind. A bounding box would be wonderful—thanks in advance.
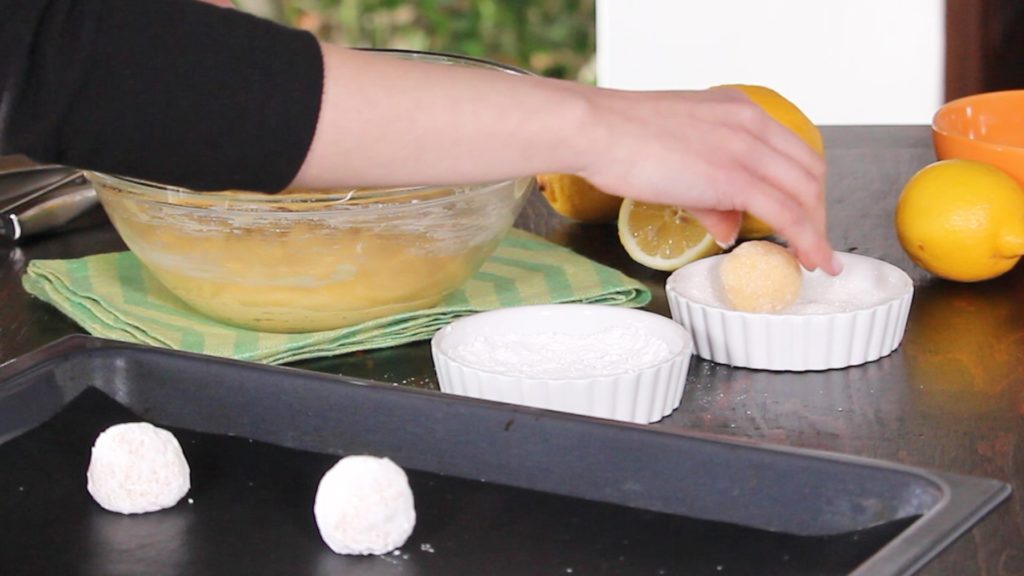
[314,455,416,556]
[87,422,191,515]
[719,241,803,313]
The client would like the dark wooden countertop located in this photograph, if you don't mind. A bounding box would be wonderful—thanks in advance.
[2,126,1022,575]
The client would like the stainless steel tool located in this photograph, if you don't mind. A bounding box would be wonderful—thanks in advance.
[0,166,98,241]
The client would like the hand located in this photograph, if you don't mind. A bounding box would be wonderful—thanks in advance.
[293,46,838,274]
[577,86,837,274]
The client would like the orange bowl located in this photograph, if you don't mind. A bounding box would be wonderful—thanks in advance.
[932,90,1024,186]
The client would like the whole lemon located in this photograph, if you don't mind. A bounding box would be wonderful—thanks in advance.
[538,173,623,223]
[895,159,1024,282]
[723,84,825,239]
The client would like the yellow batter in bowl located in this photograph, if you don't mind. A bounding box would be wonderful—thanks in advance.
[92,175,533,333]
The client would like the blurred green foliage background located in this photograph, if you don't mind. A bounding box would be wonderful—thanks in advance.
[235,0,596,82]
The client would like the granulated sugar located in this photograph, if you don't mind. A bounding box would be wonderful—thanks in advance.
[681,259,897,314]
[447,324,672,378]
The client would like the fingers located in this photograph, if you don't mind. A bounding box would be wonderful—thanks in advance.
[711,87,825,187]
[729,170,838,274]
[725,127,828,244]
[690,209,741,248]
[578,86,839,274]
[705,90,836,274]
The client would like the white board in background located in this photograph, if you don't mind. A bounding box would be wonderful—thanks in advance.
[596,0,945,125]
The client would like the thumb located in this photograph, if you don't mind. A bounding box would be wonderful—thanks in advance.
[690,209,741,249]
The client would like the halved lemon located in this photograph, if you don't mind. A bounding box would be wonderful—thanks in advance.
[617,199,723,271]
[538,173,623,223]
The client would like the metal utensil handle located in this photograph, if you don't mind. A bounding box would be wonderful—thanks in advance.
[1,171,85,213]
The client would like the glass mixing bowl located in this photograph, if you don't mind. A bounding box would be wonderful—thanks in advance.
[88,51,535,333]
[89,174,534,332]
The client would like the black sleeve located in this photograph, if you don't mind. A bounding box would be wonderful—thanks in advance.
[0,0,323,192]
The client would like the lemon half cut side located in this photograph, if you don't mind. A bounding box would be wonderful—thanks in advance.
[617,199,723,271]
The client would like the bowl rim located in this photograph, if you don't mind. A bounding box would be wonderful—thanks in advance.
[665,251,914,319]
[86,170,535,212]
[931,89,1024,147]
[664,252,915,371]
[360,47,533,76]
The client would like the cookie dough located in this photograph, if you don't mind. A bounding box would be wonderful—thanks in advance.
[97,184,512,332]
[86,422,191,515]
[313,455,416,556]
[719,240,802,312]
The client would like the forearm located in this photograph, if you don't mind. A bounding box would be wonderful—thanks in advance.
[292,44,595,189]
[295,45,836,272]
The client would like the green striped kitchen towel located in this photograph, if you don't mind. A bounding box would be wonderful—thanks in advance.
[22,229,650,364]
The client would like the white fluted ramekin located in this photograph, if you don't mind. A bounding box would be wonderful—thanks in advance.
[666,252,913,371]
[431,304,693,424]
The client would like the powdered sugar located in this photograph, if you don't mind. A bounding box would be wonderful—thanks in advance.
[446,324,672,378]
[674,254,906,315]
[86,422,191,515]
[314,455,416,556]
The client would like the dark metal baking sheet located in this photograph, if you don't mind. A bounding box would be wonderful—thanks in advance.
[0,336,1010,575]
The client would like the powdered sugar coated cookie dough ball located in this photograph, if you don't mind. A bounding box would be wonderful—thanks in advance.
[719,240,803,313]
[87,422,190,515]
[314,455,416,555]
